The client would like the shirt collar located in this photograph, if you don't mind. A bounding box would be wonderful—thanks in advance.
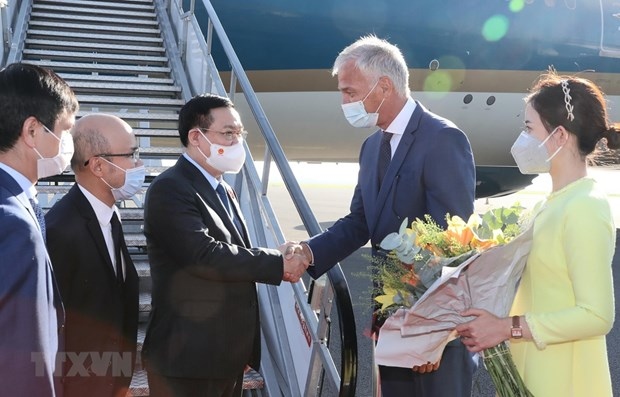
[0,162,37,200]
[78,184,117,226]
[384,96,417,135]
[183,153,220,190]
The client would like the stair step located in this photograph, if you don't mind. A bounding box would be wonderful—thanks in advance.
[133,129,179,137]
[27,60,171,75]
[59,73,173,85]
[119,208,145,221]
[36,0,154,11]
[27,29,163,44]
[129,369,149,397]
[76,95,184,107]
[69,82,179,96]
[140,146,183,156]
[32,4,157,19]
[126,232,147,248]
[25,39,165,54]
[139,292,151,313]
[30,12,159,27]
[134,260,150,278]
[77,111,178,121]
[28,20,161,35]
[23,49,168,65]
[127,366,265,395]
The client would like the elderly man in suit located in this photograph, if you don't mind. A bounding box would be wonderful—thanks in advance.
[46,114,142,397]
[0,62,78,396]
[142,93,309,397]
[297,35,477,396]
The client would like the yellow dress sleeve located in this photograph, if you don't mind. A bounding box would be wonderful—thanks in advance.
[526,194,615,346]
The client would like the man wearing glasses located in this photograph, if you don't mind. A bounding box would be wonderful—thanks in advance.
[142,94,309,397]
[45,113,143,397]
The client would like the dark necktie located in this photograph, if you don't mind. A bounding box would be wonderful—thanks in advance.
[378,131,393,186]
[110,212,124,283]
[216,182,244,237]
[216,183,232,217]
[29,198,46,243]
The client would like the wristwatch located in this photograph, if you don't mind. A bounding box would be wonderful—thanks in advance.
[511,315,523,339]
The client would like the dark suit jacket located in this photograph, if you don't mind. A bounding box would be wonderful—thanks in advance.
[0,168,64,396]
[306,101,477,395]
[142,156,283,379]
[308,101,476,276]
[45,184,139,397]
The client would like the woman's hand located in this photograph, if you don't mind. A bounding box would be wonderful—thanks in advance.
[456,308,511,353]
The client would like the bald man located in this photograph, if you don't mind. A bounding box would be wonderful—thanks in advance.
[45,114,144,397]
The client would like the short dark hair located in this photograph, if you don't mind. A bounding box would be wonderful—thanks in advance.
[0,63,79,152]
[178,94,234,147]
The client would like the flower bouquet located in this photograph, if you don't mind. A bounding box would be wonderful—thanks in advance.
[373,205,534,397]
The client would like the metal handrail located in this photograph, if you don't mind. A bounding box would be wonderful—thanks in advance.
[187,1,358,395]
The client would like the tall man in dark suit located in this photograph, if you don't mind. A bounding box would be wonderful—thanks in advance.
[46,114,142,397]
[297,35,478,396]
[142,94,309,397]
[0,62,78,396]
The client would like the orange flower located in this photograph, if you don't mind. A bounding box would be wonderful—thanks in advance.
[471,236,496,251]
[401,271,420,287]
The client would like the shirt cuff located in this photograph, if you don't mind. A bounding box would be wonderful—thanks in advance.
[300,241,315,266]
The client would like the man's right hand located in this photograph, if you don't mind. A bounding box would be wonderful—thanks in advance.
[278,242,310,282]
[412,360,440,374]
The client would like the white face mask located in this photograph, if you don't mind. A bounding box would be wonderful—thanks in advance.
[510,128,563,174]
[341,80,385,128]
[197,130,246,174]
[33,127,74,179]
[100,158,146,200]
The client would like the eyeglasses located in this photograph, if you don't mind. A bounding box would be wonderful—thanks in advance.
[197,128,248,142]
[84,148,140,166]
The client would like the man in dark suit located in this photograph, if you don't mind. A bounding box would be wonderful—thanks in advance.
[0,62,78,396]
[298,35,477,396]
[142,94,309,397]
[46,114,142,397]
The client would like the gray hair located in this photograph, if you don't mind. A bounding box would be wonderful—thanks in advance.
[332,35,410,98]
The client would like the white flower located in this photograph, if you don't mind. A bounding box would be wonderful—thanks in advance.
[379,218,420,263]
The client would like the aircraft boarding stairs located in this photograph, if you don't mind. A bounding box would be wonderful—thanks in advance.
[1,0,358,396]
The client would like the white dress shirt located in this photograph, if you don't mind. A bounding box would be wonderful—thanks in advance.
[383,96,417,157]
[78,185,124,279]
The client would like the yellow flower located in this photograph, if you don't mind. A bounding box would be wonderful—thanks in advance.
[374,288,398,312]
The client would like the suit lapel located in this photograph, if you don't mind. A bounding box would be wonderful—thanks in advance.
[222,182,250,246]
[68,185,119,281]
[177,157,247,247]
[370,102,424,232]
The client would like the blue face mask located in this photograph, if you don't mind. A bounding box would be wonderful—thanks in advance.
[100,158,146,200]
[510,128,563,174]
[340,80,385,128]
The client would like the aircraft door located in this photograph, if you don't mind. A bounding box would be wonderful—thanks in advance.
[600,0,620,58]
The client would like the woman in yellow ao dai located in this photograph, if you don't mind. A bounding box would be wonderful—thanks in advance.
[456,72,620,397]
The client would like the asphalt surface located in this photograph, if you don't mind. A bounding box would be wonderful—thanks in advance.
[266,163,620,396]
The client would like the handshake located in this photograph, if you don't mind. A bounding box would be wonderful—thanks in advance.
[278,241,313,283]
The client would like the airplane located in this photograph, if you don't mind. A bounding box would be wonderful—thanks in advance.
[197,0,620,197]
